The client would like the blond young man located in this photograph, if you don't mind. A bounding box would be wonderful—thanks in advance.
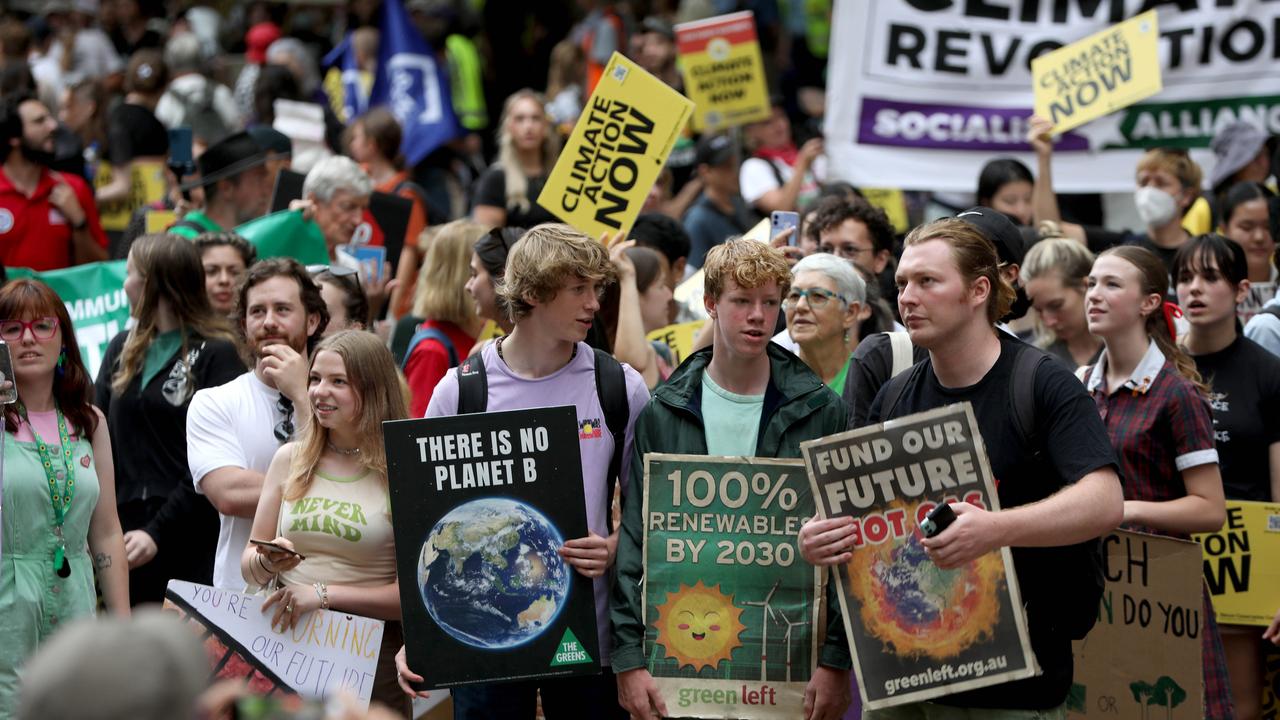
[611,239,854,720]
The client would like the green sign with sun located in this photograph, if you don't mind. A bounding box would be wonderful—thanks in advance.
[641,454,823,719]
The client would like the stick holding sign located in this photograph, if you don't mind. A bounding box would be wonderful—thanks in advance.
[1031,10,1162,135]
[537,52,694,240]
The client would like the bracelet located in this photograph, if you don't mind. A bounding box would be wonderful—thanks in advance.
[313,582,328,610]
[247,555,271,586]
[257,554,278,580]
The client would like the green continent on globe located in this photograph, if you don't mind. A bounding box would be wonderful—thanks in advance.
[435,516,523,573]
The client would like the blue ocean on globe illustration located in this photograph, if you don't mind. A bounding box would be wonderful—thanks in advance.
[418,497,571,649]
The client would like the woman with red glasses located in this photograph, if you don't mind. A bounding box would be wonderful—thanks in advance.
[0,280,129,716]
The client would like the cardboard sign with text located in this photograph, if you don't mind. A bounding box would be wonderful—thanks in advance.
[1066,531,1203,718]
[675,11,770,131]
[538,52,694,239]
[801,403,1038,710]
[1194,500,1280,626]
[1032,10,1162,134]
[642,454,821,718]
[163,581,384,708]
[646,320,706,367]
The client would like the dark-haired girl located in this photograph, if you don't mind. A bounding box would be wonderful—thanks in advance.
[1082,244,1233,718]
[1218,181,1276,323]
[1175,234,1280,720]
[0,280,129,715]
[976,157,1034,226]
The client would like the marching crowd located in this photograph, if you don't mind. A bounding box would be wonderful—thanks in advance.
[0,2,1278,720]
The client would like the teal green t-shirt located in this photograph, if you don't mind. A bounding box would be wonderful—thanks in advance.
[701,372,763,456]
[140,330,183,388]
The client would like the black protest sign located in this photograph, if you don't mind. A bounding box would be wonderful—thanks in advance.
[383,406,600,689]
[800,403,1038,710]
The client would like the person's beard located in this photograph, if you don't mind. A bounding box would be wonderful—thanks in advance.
[18,137,55,168]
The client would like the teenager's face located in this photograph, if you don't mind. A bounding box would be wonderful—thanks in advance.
[202,245,246,315]
[319,278,359,336]
[638,269,672,333]
[1223,198,1274,278]
[1085,255,1159,338]
[896,239,985,349]
[465,253,500,322]
[124,251,144,311]
[990,180,1033,226]
[785,270,856,349]
[1176,255,1246,328]
[244,275,319,358]
[348,122,374,164]
[528,274,602,345]
[6,312,64,384]
[1136,167,1191,211]
[506,96,548,153]
[819,219,887,274]
[1026,274,1088,342]
[706,278,781,360]
[308,349,359,430]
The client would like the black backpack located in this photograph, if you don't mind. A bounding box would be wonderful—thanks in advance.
[879,341,1105,641]
[455,348,630,532]
[172,81,231,145]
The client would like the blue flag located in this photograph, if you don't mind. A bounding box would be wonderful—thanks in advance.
[368,0,461,165]
[323,32,368,123]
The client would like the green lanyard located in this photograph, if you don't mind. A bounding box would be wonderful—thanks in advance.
[20,403,77,577]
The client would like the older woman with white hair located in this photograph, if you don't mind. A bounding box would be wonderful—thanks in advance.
[784,253,866,394]
[301,155,375,259]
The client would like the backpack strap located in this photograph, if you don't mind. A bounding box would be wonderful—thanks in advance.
[402,327,458,370]
[592,348,629,534]
[1263,304,1280,322]
[1008,343,1050,452]
[455,353,488,414]
[877,359,926,421]
[887,331,913,376]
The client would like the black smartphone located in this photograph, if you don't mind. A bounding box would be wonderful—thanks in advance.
[0,342,15,405]
[919,502,957,538]
[168,126,194,172]
[249,539,305,560]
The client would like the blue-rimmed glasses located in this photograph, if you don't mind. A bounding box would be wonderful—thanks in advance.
[783,288,846,310]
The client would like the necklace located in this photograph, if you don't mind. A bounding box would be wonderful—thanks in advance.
[326,440,361,456]
[496,336,578,367]
[20,402,77,578]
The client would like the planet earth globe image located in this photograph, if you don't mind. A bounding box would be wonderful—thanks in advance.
[418,497,571,649]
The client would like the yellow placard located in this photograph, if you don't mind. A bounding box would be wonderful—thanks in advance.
[1031,10,1162,135]
[537,52,695,241]
[645,319,706,366]
[145,209,177,235]
[860,188,910,233]
[96,161,168,232]
[476,320,505,342]
[1194,500,1280,626]
[675,11,771,131]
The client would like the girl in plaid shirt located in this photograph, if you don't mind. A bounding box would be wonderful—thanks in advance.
[1082,244,1233,719]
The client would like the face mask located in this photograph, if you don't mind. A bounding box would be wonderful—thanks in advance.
[1134,185,1178,227]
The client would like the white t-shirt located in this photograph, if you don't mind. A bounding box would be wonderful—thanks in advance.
[187,371,289,590]
[738,155,827,208]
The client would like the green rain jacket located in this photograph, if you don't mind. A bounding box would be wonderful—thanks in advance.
[609,342,853,673]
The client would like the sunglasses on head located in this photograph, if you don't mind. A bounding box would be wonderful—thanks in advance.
[307,264,359,278]
[274,396,295,443]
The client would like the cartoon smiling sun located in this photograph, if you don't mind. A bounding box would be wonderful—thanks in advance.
[653,580,745,671]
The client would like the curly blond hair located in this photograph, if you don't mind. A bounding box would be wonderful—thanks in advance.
[703,239,792,300]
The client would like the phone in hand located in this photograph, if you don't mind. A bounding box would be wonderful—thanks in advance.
[770,211,801,246]
[0,342,16,405]
[249,539,305,560]
[919,502,957,538]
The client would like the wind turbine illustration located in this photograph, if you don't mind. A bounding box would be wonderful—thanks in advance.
[743,580,780,679]
[773,608,809,682]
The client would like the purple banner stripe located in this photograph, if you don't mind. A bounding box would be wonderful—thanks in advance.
[857,97,1089,152]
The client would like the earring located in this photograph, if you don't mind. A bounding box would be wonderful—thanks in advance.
[55,349,66,377]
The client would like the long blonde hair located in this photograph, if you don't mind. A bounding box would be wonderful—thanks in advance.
[112,234,236,396]
[1021,238,1094,348]
[282,330,408,501]
[496,89,560,212]
[412,220,487,325]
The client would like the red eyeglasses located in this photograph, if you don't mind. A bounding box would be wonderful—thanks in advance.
[0,317,60,342]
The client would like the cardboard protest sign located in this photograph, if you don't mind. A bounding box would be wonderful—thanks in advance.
[646,320,706,367]
[1194,500,1280,626]
[383,406,600,689]
[8,261,128,378]
[1065,532,1203,719]
[801,403,1038,710]
[537,52,694,239]
[162,580,385,708]
[642,454,821,718]
[268,169,412,268]
[675,11,770,131]
[95,160,168,233]
[1032,10,1162,135]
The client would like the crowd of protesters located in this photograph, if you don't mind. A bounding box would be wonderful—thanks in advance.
[0,1,1279,719]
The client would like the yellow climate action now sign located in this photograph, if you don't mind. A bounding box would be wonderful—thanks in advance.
[1031,9,1162,135]
[538,52,694,240]
[676,11,770,131]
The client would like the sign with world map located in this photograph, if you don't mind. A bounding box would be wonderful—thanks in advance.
[383,406,600,688]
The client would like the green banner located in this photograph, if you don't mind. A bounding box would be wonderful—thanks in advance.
[642,454,821,719]
[8,260,129,378]
[234,209,330,266]
[1114,93,1280,149]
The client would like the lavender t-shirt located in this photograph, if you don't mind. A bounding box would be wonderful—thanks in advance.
[426,341,650,666]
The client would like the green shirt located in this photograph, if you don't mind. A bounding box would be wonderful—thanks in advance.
[140,330,183,389]
[700,372,763,456]
[828,355,853,397]
[167,210,222,239]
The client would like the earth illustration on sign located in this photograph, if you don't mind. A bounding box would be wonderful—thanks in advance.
[418,497,571,649]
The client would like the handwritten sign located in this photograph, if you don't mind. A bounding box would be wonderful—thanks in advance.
[1194,500,1280,626]
[1032,10,1162,134]
[163,580,384,709]
[538,52,694,240]
[675,11,770,131]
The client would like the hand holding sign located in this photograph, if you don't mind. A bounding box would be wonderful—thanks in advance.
[558,531,617,578]
[798,516,857,566]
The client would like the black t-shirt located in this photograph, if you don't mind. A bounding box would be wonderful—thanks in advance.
[471,165,558,229]
[1192,335,1280,502]
[868,333,1119,710]
[107,103,169,167]
[842,331,929,429]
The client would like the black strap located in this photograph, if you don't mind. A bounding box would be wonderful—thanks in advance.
[1263,305,1280,322]
[592,348,628,534]
[402,327,458,370]
[455,353,488,415]
[878,360,925,421]
[1009,343,1049,451]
